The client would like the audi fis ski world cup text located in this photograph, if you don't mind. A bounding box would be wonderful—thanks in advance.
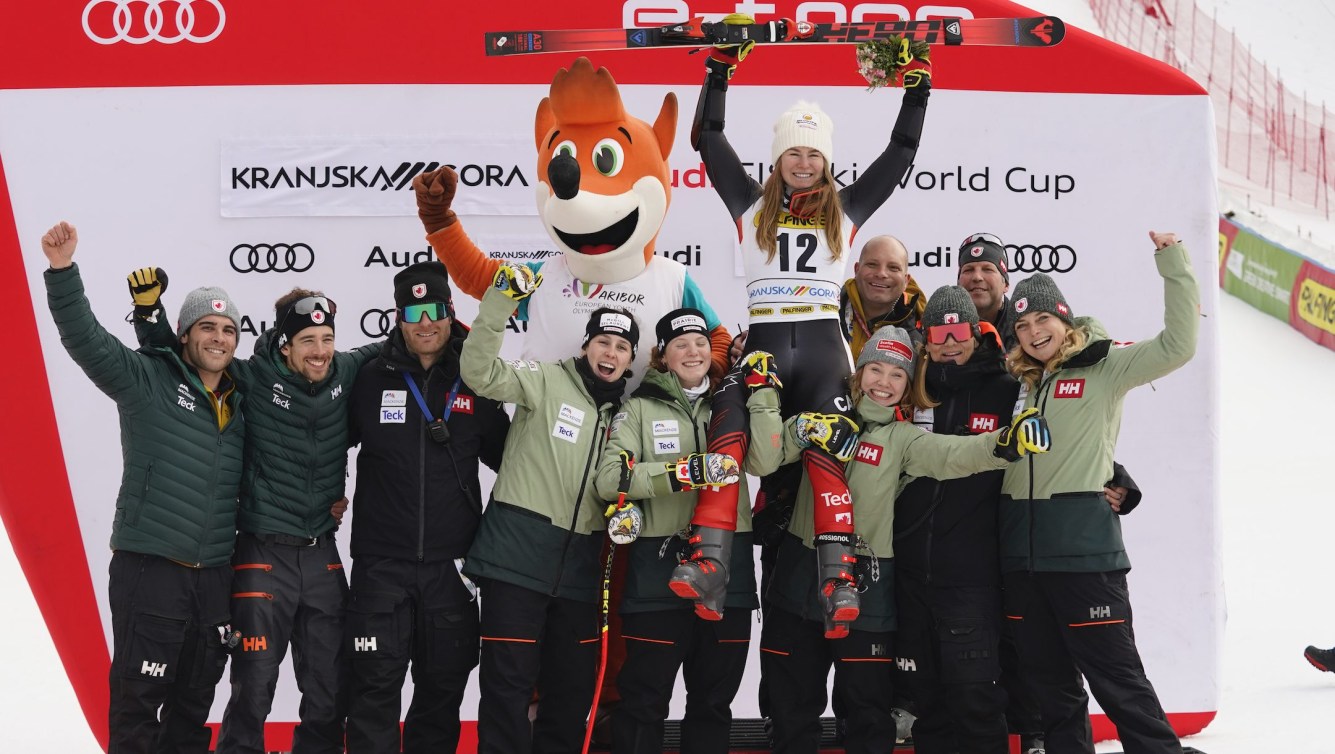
[906,242,1077,273]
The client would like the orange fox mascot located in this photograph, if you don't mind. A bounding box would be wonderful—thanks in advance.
[413,57,731,381]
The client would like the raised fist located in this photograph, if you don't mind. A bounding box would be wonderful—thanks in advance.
[413,167,458,234]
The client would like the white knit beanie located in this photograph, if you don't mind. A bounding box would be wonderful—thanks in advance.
[771,101,835,166]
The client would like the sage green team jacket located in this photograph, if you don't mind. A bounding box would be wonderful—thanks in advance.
[46,264,244,568]
[460,286,619,602]
[771,399,1010,632]
[1000,241,1199,574]
[592,368,784,613]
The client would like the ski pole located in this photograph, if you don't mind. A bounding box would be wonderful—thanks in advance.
[582,450,636,754]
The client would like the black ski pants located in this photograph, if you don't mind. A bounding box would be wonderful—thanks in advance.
[344,555,479,754]
[475,578,599,754]
[761,606,895,754]
[1002,570,1182,754]
[613,607,752,754]
[216,532,347,754]
[107,551,231,754]
[893,575,1008,754]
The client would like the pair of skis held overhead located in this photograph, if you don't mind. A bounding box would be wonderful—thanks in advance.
[486,15,1065,56]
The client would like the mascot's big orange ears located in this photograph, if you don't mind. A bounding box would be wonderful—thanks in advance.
[534,57,676,162]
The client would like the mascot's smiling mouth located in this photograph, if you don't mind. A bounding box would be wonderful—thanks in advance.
[554,209,639,255]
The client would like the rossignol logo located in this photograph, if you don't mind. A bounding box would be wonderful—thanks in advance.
[855,442,882,465]
[1053,379,1085,398]
[229,161,527,191]
[969,413,998,432]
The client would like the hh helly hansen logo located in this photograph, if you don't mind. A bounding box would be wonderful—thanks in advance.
[354,637,378,652]
[1090,605,1111,619]
[451,394,473,414]
[330,385,343,401]
[896,657,917,672]
[855,443,883,465]
[140,661,167,677]
[242,636,268,652]
[1054,379,1085,398]
[871,643,888,657]
[969,414,998,433]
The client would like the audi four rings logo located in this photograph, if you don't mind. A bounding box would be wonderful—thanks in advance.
[230,243,315,274]
[361,309,397,339]
[83,0,225,45]
[1005,244,1077,273]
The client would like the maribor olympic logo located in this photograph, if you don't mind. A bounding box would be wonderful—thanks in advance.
[361,309,397,339]
[1006,244,1077,273]
[229,243,315,273]
[82,0,226,45]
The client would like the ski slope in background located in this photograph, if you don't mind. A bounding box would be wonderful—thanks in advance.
[6,0,1335,751]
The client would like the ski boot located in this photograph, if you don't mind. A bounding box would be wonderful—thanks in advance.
[669,526,732,620]
[1306,645,1335,673]
[816,533,861,638]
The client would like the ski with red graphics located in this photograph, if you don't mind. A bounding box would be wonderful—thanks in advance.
[485,16,1065,56]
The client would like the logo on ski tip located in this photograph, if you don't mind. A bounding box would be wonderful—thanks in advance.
[629,29,648,46]
[1031,18,1056,44]
[946,21,960,35]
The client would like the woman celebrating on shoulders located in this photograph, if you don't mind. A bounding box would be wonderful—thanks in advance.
[999,231,1198,754]
[764,325,1051,754]
[594,308,784,754]
[671,14,933,638]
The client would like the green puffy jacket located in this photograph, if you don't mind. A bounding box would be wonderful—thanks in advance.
[593,367,783,612]
[47,264,244,567]
[999,242,1199,573]
[771,398,1009,632]
[138,307,380,538]
[460,286,620,601]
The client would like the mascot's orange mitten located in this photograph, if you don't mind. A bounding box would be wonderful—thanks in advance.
[414,57,731,382]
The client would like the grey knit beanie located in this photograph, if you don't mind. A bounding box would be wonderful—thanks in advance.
[856,325,917,379]
[922,285,979,329]
[177,286,241,336]
[1011,273,1074,326]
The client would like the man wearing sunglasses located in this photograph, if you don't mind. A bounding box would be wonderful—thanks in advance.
[132,274,381,754]
[840,234,927,358]
[956,232,1018,353]
[345,261,510,753]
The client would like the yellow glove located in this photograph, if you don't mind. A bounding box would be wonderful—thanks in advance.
[706,13,757,80]
[994,408,1052,461]
[127,267,168,308]
[491,264,541,302]
[796,412,861,463]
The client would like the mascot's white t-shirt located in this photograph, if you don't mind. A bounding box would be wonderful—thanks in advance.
[517,255,721,391]
[739,202,853,325]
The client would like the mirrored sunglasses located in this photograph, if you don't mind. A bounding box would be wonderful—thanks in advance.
[927,322,973,345]
[292,295,337,316]
[399,302,450,324]
[962,232,1004,247]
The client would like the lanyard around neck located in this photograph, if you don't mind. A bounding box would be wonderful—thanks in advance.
[403,372,462,423]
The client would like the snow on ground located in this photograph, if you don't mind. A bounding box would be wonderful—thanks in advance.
[8,1,1335,751]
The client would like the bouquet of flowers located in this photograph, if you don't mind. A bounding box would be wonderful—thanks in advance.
[855,37,932,91]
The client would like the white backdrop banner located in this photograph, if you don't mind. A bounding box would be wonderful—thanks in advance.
[0,0,1222,747]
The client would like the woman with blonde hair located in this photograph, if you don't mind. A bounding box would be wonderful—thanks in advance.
[670,16,934,639]
[763,324,1051,754]
[999,231,1197,753]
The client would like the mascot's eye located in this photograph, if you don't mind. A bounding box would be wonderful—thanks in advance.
[553,140,577,160]
[592,139,624,177]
